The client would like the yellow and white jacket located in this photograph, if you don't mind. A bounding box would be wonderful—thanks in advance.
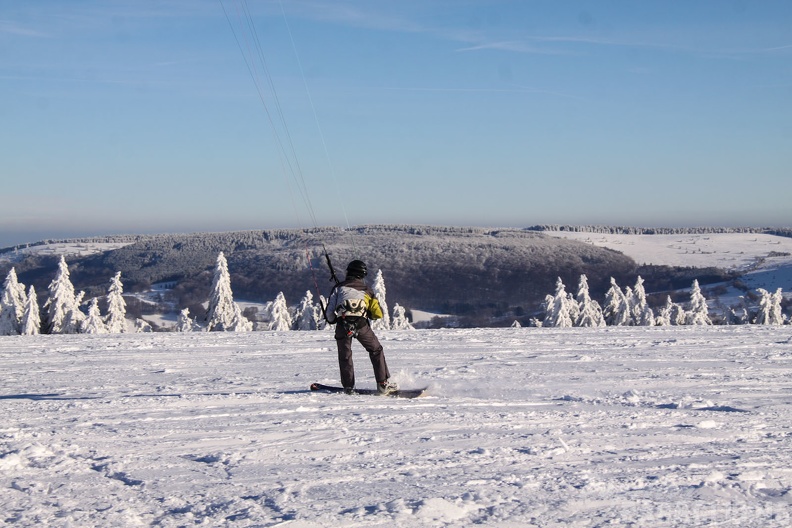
[326,277,383,324]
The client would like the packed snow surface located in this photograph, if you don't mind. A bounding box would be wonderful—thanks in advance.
[2,327,792,527]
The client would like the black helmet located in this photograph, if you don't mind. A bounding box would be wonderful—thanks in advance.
[346,260,367,278]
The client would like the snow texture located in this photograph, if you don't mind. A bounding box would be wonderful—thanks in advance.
[1,326,791,526]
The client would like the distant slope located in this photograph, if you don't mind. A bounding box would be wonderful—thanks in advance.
[542,230,792,270]
[7,226,638,319]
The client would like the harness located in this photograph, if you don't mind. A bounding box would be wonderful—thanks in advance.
[336,298,368,338]
[338,315,366,338]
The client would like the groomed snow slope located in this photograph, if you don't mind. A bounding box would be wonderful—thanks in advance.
[2,328,791,526]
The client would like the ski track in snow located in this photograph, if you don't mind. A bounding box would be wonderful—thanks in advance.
[1,327,792,527]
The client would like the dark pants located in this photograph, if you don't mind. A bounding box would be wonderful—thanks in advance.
[335,319,390,389]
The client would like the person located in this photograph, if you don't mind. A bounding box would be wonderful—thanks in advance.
[325,260,398,395]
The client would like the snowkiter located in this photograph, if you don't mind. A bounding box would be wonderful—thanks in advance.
[326,260,398,395]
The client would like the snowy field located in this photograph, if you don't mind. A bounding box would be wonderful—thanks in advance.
[2,327,792,527]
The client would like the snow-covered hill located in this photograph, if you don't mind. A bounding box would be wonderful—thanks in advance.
[544,231,792,270]
[2,327,791,526]
[0,241,133,261]
[547,231,792,297]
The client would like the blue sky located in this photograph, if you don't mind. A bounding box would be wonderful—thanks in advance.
[1,0,791,247]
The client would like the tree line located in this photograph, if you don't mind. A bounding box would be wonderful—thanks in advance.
[528,225,792,238]
[539,275,787,328]
[0,253,414,335]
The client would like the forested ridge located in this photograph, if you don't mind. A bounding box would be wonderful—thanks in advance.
[3,225,740,323]
[528,225,792,237]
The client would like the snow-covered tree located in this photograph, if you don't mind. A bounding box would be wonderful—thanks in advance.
[81,298,108,334]
[0,268,27,335]
[317,295,333,331]
[727,296,751,325]
[68,291,87,332]
[685,280,712,325]
[104,271,127,333]
[227,303,253,332]
[135,318,153,333]
[45,256,84,334]
[369,269,391,331]
[631,276,655,326]
[670,301,687,326]
[175,308,198,332]
[391,303,414,330]
[268,292,293,331]
[205,252,250,331]
[655,296,675,326]
[293,290,320,330]
[20,285,40,336]
[623,287,635,326]
[544,277,575,328]
[754,288,785,325]
[603,278,630,326]
[575,275,605,327]
[566,291,580,325]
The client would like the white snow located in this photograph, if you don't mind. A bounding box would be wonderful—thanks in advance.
[2,326,792,526]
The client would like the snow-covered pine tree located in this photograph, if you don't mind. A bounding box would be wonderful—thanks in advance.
[671,301,687,326]
[369,269,391,331]
[603,278,630,326]
[542,293,557,327]
[105,271,127,333]
[754,288,785,325]
[631,276,655,326]
[771,288,786,325]
[205,252,250,331]
[175,308,199,332]
[66,291,87,332]
[0,268,26,335]
[655,296,674,326]
[623,287,635,326]
[391,303,414,330]
[135,318,153,332]
[227,303,253,332]
[20,285,40,335]
[575,275,605,327]
[81,298,108,334]
[176,308,194,332]
[544,277,574,328]
[685,280,712,325]
[293,290,320,330]
[206,252,235,331]
[566,291,580,325]
[268,292,293,331]
[727,296,750,325]
[45,256,83,334]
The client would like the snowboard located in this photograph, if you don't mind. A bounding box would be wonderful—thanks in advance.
[310,383,427,399]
